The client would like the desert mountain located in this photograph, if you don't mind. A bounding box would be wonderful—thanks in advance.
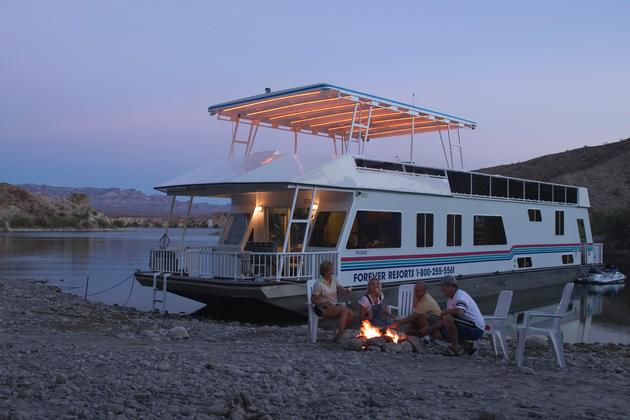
[0,183,110,230]
[18,184,227,217]
[478,138,630,213]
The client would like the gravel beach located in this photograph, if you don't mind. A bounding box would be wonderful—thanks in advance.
[1,278,629,419]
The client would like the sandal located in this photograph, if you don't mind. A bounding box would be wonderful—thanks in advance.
[443,346,461,357]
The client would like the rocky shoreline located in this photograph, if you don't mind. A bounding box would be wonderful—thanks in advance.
[1,278,629,419]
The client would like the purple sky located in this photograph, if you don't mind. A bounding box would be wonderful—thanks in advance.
[1,1,629,193]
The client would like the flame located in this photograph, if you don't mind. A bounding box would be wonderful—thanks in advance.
[358,320,382,339]
[384,328,401,343]
[357,320,402,343]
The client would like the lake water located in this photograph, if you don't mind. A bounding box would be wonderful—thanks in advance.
[1,229,629,343]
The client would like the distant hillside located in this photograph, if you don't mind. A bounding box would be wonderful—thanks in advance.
[478,138,630,212]
[0,183,111,231]
[18,184,228,217]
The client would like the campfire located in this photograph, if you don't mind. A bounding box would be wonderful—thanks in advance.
[343,320,426,353]
[357,320,403,343]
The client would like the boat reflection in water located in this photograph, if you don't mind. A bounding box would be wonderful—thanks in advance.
[485,281,629,344]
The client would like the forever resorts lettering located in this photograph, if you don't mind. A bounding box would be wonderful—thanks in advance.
[352,265,456,283]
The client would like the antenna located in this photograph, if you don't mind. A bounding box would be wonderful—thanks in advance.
[410,93,415,163]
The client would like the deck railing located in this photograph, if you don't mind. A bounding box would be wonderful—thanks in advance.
[149,247,339,281]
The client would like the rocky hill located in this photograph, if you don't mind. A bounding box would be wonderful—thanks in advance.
[478,137,630,213]
[17,184,227,217]
[0,183,111,231]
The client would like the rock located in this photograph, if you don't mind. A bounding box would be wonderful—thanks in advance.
[168,326,189,339]
[365,336,388,348]
[383,342,403,353]
[134,392,151,403]
[365,346,382,351]
[369,393,387,408]
[519,366,535,375]
[479,409,507,420]
[55,373,68,384]
[207,403,229,416]
[399,340,414,353]
[342,337,365,351]
[140,329,157,338]
[406,336,424,353]
[157,360,171,371]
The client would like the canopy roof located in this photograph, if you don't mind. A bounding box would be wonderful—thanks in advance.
[208,83,476,140]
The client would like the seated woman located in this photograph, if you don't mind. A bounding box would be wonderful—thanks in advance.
[311,260,354,343]
[358,277,393,328]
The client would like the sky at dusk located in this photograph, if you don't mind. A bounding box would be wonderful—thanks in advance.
[1,1,629,194]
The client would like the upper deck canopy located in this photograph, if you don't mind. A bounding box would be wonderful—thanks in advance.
[208,83,476,140]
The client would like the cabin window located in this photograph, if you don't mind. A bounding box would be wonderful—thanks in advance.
[508,179,524,199]
[416,213,434,247]
[553,185,566,203]
[447,171,471,194]
[528,209,542,222]
[220,213,250,246]
[446,214,462,246]
[473,215,507,245]
[555,211,565,235]
[472,174,490,196]
[562,254,574,264]
[346,211,401,249]
[308,211,346,248]
[540,183,553,202]
[567,187,578,204]
[525,182,539,200]
[517,257,532,268]
[491,177,508,198]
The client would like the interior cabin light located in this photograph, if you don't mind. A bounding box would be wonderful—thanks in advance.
[254,205,263,213]
[312,203,319,212]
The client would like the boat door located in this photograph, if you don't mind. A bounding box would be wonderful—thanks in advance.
[577,219,588,264]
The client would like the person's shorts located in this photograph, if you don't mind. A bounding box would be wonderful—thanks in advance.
[439,318,484,341]
[314,305,324,316]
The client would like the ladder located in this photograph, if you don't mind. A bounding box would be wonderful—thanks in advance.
[346,100,373,155]
[228,116,260,159]
[278,186,318,279]
[152,272,170,313]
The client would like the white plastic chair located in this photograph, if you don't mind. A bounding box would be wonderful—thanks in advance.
[482,290,513,359]
[306,278,342,343]
[516,282,574,368]
[388,284,415,319]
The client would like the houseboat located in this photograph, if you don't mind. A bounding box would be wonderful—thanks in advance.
[134,84,603,314]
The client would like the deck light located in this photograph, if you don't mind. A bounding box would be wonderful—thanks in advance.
[246,97,340,117]
[254,206,263,213]
[221,90,321,113]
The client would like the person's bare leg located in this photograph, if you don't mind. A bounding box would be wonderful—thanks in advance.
[442,314,459,351]
[322,305,350,342]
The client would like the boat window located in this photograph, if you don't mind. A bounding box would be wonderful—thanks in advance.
[355,158,404,172]
[577,219,586,243]
[403,165,446,177]
[472,174,490,196]
[525,182,539,201]
[473,215,507,245]
[540,183,553,202]
[346,211,401,249]
[308,211,346,248]
[555,210,565,235]
[528,209,542,222]
[567,187,578,204]
[446,214,462,247]
[508,179,524,199]
[266,208,288,249]
[416,213,434,247]
[220,213,250,246]
[447,171,471,194]
[517,257,532,268]
[562,254,574,264]
[491,177,508,198]
[553,185,566,203]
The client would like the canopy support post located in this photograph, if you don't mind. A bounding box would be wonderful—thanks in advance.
[293,130,299,155]
[159,195,177,249]
[180,196,194,247]
[228,117,259,159]
[447,124,454,169]
[437,125,451,169]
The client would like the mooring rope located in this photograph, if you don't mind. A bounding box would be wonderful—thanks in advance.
[86,273,134,297]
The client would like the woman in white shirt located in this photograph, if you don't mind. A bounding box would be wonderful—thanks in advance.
[358,278,392,327]
[311,260,354,342]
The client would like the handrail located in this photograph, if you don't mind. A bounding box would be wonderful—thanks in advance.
[149,247,339,281]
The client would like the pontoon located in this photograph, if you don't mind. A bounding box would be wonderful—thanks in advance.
[134,83,603,314]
